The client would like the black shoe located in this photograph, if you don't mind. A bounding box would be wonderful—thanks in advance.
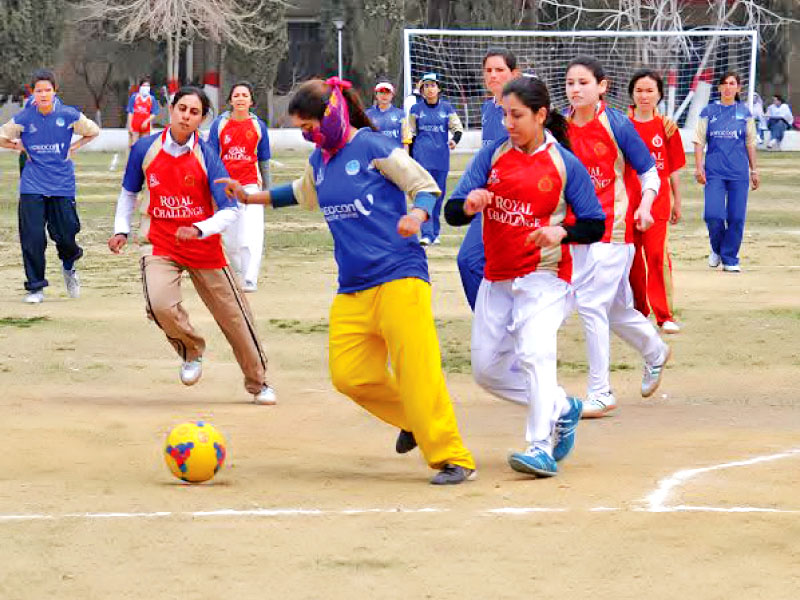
[395,429,417,454]
[430,464,476,485]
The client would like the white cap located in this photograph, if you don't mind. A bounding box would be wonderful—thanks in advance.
[375,82,395,93]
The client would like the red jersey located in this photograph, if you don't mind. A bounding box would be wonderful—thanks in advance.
[483,141,573,282]
[210,115,269,186]
[130,94,155,134]
[624,112,686,222]
[140,131,226,268]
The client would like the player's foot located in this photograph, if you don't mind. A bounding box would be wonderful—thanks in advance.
[430,464,476,485]
[660,320,681,334]
[241,280,258,293]
[180,358,203,386]
[253,384,277,405]
[23,290,44,304]
[63,268,80,298]
[395,429,417,454]
[553,396,582,462]
[642,345,671,398]
[768,139,776,149]
[708,251,721,268]
[581,391,617,419]
[722,264,741,273]
[419,237,431,247]
[508,447,557,478]
[432,237,441,245]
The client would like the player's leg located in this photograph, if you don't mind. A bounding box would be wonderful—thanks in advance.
[720,179,749,269]
[628,227,650,318]
[240,197,265,291]
[378,278,475,472]
[222,206,244,282]
[328,287,407,428]
[456,214,485,311]
[188,265,268,396]
[420,169,447,244]
[140,255,206,364]
[44,196,83,298]
[641,220,674,326]
[703,178,727,265]
[471,278,528,405]
[18,194,48,297]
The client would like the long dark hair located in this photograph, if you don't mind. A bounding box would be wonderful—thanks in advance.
[502,76,571,150]
[628,68,664,103]
[718,70,742,102]
[288,79,376,130]
[171,86,212,117]
[566,55,608,98]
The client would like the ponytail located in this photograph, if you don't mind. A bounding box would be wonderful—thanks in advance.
[545,111,571,151]
[341,86,376,130]
[289,78,377,131]
[502,76,570,150]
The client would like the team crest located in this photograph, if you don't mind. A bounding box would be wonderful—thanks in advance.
[593,142,608,156]
[538,176,554,192]
[56,117,65,127]
[487,168,500,186]
[184,174,196,187]
[149,173,160,188]
[651,134,663,148]
[245,130,255,140]
[345,160,360,176]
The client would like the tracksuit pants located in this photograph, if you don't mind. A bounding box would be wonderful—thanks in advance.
[456,213,485,311]
[703,178,749,267]
[470,272,572,453]
[328,277,475,471]
[140,255,268,394]
[630,219,675,325]
[572,243,667,397]
[420,169,448,242]
[18,194,83,292]
[223,185,265,287]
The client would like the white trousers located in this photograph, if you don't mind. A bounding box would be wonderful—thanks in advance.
[223,184,265,286]
[471,272,572,450]
[571,243,666,396]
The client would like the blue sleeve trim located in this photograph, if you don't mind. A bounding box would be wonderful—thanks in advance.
[412,191,437,215]
[449,140,499,201]
[608,108,655,175]
[271,184,298,208]
[560,146,606,220]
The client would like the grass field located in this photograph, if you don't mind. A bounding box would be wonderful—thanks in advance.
[1,149,799,599]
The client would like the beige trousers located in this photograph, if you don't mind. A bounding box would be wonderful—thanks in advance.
[140,255,267,394]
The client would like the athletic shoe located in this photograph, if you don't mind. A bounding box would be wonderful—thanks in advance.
[660,321,681,334]
[432,237,441,245]
[581,391,617,419]
[768,139,776,149]
[253,384,277,405]
[508,447,557,478]
[241,281,258,293]
[722,264,741,273]
[553,396,582,462]
[708,251,721,268]
[395,429,417,454]
[63,268,80,298]
[430,464,476,485]
[180,358,203,386]
[641,346,671,398]
[419,237,432,247]
[23,290,44,304]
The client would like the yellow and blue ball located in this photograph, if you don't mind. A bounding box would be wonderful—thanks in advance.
[164,421,227,483]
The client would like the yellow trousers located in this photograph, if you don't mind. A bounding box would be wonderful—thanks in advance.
[329,278,475,471]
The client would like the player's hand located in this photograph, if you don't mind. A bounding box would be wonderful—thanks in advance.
[175,226,201,242]
[751,170,760,191]
[670,204,682,225]
[108,234,128,254]
[464,189,492,216]
[214,177,249,202]
[10,139,24,153]
[448,140,456,150]
[634,206,655,232]
[526,226,566,248]
[397,213,424,237]
[695,168,706,185]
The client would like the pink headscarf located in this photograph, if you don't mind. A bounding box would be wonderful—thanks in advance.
[302,76,353,163]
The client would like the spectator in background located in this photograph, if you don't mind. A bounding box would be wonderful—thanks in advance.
[366,81,405,146]
[766,94,793,150]
[752,92,767,147]
[126,77,160,147]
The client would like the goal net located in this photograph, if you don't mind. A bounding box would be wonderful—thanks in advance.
[403,29,758,131]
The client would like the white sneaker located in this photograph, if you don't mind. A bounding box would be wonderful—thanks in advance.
[432,237,441,245]
[708,251,721,268]
[24,290,44,304]
[581,391,617,419]
[660,321,681,334]
[63,268,80,298]
[241,281,258,293]
[722,264,741,273]
[254,384,277,405]
[419,237,431,247]
[180,358,203,386]
[768,139,776,149]
[642,346,671,398]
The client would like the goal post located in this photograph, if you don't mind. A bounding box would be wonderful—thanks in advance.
[403,28,758,132]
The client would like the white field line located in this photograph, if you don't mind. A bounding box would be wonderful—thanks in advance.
[643,448,800,513]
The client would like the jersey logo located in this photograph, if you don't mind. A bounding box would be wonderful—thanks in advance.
[149,173,160,188]
[345,160,360,176]
[184,174,196,187]
[246,130,255,141]
[315,169,325,185]
[390,115,398,122]
[28,123,37,134]
[593,142,608,157]
[487,168,500,186]
[353,194,374,216]
[651,134,663,148]
[56,117,65,127]
[224,135,232,144]
[438,111,447,119]
[538,176,554,192]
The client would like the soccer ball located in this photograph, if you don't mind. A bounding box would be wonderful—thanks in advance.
[164,421,227,483]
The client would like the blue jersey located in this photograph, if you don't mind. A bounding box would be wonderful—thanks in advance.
[11,104,96,196]
[699,102,753,181]
[481,99,507,146]
[409,99,458,171]
[366,105,404,145]
[301,130,431,293]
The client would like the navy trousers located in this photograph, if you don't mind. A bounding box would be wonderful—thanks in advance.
[18,194,83,291]
[456,213,485,311]
[703,178,749,267]
[420,169,448,242]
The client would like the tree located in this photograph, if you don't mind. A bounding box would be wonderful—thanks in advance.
[0,0,66,96]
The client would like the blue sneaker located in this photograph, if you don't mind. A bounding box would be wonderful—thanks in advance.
[553,396,582,462]
[508,447,557,478]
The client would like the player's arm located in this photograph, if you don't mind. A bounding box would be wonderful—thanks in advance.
[215,161,319,211]
[0,119,24,151]
[126,95,135,132]
[615,115,659,230]
[109,141,147,252]
[664,118,686,224]
[402,111,417,154]
[70,113,100,153]
[447,107,463,150]
[746,117,759,190]
[256,118,272,190]
[693,113,709,184]
[444,142,499,226]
